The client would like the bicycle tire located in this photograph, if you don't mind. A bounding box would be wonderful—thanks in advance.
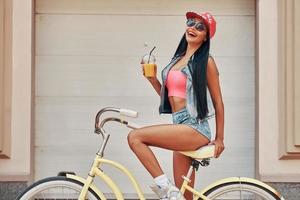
[17,176,102,200]
[200,181,282,200]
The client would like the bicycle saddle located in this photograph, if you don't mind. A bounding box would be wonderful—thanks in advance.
[179,144,215,160]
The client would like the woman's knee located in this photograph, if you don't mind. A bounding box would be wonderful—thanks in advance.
[127,129,143,149]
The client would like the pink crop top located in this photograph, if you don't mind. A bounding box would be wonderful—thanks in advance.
[166,70,187,99]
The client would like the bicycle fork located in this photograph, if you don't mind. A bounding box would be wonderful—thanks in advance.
[78,155,125,200]
[78,156,101,200]
[78,154,145,200]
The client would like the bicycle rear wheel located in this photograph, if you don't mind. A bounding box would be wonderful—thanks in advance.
[201,181,282,200]
[17,176,101,200]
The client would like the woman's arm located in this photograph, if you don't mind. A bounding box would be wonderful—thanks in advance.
[141,64,161,96]
[206,57,225,158]
[148,77,162,96]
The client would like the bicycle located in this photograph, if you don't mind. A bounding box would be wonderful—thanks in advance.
[17,106,285,200]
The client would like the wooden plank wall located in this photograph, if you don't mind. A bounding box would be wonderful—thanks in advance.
[35,0,255,197]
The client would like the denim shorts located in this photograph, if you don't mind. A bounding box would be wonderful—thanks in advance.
[172,107,211,141]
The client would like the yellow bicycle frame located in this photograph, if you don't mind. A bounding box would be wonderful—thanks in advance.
[65,153,284,200]
[58,108,285,200]
[68,154,145,200]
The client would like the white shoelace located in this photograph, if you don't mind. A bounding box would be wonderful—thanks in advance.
[150,183,186,200]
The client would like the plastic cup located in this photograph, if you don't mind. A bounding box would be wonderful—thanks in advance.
[141,54,156,78]
[143,63,156,77]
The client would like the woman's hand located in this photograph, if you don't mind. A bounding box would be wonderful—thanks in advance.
[140,64,161,96]
[209,138,225,158]
[141,64,158,82]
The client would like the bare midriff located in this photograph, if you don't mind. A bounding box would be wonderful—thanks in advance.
[169,97,186,113]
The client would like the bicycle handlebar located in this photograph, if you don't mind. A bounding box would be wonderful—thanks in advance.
[94,107,139,131]
[93,107,140,157]
[120,109,138,118]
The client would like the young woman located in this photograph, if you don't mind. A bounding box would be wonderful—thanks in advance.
[128,11,224,200]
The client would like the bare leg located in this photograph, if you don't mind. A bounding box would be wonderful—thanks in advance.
[127,124,209,178]
[173,152,195,200]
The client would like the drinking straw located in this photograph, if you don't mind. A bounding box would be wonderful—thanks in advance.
[147,46,156,63]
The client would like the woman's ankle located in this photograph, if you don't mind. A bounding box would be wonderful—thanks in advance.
[154,174,169,188]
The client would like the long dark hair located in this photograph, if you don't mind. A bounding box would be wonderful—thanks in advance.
[173,34,210,120]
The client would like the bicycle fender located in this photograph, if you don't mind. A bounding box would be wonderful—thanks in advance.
[198,177,284,200]
[66,174,107,200]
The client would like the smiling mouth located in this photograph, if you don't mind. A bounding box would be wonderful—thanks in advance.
[187,31,197,37]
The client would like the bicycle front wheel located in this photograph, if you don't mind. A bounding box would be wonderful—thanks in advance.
[17,176,101,200]
[202,181,282,200]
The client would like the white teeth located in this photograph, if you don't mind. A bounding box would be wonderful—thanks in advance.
[188,31,197,37]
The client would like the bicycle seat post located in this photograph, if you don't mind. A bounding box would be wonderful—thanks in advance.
[180,159,201,196]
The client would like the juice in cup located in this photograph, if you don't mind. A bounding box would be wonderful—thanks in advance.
[141,53,156,78]
[143,63,156,77]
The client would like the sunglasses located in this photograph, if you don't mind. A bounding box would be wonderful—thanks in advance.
[186,18,206,32]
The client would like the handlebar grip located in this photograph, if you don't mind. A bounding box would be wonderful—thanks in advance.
[120,109,138,118]
[127,122,141,129]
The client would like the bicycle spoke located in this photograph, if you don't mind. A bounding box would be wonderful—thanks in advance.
[239,181,243,200]
[205,182,279,200]
[25,185,87,200]
[209,190,274,199]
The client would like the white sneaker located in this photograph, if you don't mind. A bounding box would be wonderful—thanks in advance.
[150,184,168,200]
[150,182,185,200]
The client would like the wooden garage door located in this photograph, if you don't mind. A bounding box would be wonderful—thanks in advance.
[35,0,255,198]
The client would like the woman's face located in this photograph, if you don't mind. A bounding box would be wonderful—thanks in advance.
[185,18,208,45]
